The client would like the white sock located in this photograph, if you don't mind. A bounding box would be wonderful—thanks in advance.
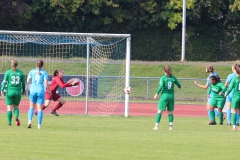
[28,120,32,124]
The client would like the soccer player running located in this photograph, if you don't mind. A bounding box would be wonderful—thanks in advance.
[35,69,79,116]
[27,60,51,129]
[194,65,220,123]
[208,75,226,125]
[0,60,25,126]
[153,66,181,131]
[224,63,239,126]
[225,63,240,130]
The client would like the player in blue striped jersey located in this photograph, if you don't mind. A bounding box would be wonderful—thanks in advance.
[27,60,51,129]
[194,65,221,123]
[225,63,239,126]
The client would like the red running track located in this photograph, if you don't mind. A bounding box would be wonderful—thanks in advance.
[0,99,207,117]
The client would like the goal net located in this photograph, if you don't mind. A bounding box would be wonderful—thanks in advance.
[0,31,131,116]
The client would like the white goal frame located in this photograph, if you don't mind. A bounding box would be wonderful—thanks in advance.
[0,30,131,117]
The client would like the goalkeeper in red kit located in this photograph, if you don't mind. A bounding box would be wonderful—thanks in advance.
[34,69,79,116]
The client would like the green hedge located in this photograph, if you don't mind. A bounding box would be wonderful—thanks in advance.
[130,27,240,61]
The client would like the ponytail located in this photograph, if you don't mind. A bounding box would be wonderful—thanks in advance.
[164,66,172,77]
[11,59,18,71]
[36,60,44,75]
[53,70,59,77]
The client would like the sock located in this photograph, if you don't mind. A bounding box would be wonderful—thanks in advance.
[42,105,47,110]
[14,108,19,119]
[219,112,223,124]
[227,109,231,124]
[35,106,46,114]
[214,108,219,117]
[168,114,174,126]
[232,114,237,126]
[52,103,63,111]
[210,110,215,122]
[7,111,12,125]
[207,110,212,121]
[28,108,34,121]
[37,110,43,125]
[236,113,239,124]
[155,113,162,124]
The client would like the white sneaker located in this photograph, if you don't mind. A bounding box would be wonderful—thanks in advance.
[153,126,158,130]
[169,126,173,130]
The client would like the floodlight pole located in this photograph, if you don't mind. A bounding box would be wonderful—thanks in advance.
[181,0,186,61]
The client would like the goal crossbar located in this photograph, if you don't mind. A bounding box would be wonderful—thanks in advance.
[0,30,130,38]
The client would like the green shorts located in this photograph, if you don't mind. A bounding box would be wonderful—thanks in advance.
[158,94,174,112]
[5,89,22,105]
[231,97,240,109]
[210,98,226,109]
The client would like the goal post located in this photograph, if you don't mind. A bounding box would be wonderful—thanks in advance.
[0,30,131,117]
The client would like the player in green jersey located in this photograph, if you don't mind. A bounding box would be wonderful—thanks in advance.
[0,60,26,126]
[153,66,181,131]
[208,75,226,125]
[224,63,239,126]
[194,65,221,123]
[225,63,240,130]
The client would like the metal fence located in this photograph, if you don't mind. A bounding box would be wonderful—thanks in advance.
[126,77,223,103]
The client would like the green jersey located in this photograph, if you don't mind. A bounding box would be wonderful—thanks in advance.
[156,75,181,95]
[226,76,240,98]
[208,81,226,100]
[1,69,26,93]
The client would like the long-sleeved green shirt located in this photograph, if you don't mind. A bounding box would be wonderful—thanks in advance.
[1,69,26,93]
[225,76,240,98]
[156,74,181,95]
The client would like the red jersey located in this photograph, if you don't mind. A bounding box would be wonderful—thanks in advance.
[50,76,71,94]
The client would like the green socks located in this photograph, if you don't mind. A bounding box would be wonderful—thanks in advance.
[168,114,174,122]
[210,110,215,122]
[155,113,174,128]
[219,112,223,123]
[7,111,12,125]
[168,114,174,126]
[14,108,19,119]
[6,108,19,125]
[155,113,162,123]
[232,114,237,126]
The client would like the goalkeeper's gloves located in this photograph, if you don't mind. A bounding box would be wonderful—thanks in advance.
[73,82,79,86]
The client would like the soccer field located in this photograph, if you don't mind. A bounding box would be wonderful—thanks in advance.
[0,115,240,160]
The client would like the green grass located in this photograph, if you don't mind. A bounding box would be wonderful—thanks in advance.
[1,114,240,160]
[0,60,234,78]
[130,64,233,78]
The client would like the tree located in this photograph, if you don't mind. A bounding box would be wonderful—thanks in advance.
[0,0,30,29]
